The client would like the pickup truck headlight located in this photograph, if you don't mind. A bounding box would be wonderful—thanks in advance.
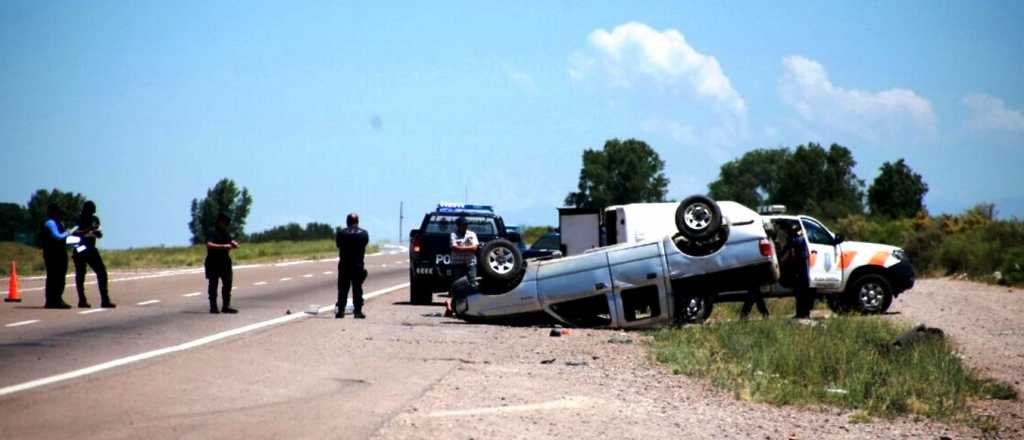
[892,249,908,261]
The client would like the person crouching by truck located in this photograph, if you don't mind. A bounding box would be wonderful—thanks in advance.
[41,204,72,309]
[205,213,238,314]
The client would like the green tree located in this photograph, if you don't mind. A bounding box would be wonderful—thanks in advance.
[867,159,929,218]
[25,189,88,245]
[188,178,253,244]
[708,148,788,208]
[564,138,670,208]
[0,202,28,241]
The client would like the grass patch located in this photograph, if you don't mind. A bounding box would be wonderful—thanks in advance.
[649,316,1016,424]
[1,240,380,276]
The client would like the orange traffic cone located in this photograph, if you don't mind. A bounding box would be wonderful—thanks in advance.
[5,261,21,303]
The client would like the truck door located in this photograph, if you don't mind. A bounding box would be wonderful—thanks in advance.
[607,242,670,328]
[801,217,842,289]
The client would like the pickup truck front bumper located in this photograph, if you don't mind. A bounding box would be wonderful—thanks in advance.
[886,260,915,294]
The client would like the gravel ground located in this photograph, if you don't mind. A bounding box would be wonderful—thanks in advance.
[372,278,1022,439]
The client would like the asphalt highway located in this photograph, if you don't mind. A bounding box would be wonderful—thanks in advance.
[0,245,441,439]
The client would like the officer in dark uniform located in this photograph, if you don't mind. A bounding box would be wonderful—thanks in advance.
[782,223,813,319]
[205,213,238,314]
[41,204,72,309]
[72,201,116,308]
[336,213,368,319]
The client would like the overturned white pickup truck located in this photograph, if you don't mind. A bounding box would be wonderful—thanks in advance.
[450,196,782,327]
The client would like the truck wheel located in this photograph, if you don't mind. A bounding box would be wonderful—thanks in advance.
[677,294,713,324]
[477,239,524,282]
[848,274,893,314]
[675,195,722,241]
[409,276,433,305]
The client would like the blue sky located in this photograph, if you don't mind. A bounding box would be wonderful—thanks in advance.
[3,1,1023,249]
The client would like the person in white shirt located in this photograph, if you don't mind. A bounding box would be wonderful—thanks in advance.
[450,216,479,289]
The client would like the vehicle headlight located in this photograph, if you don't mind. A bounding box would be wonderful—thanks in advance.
[892,249,908,261]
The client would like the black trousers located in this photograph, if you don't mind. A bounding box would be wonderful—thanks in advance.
[43,253,68,306]
[337,264,366,311]
[73,248,110,303]
[793,278,814,318]
[206,264,233,307]
[740,287,769,318]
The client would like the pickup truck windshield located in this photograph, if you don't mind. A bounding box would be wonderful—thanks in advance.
[425,215,497,235]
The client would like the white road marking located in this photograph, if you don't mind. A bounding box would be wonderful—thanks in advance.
[405,259,410,263]
[279,277,292,282]
[424,397,596,417]
[136,300,160,306]
[5,320,40,328]
[322,271,333,275]
[253,281,268,286]
[381,264,388,267]
[302,274,313,278]
[0,282,410,397]
[78,309,108,315]
[182,292,202,297]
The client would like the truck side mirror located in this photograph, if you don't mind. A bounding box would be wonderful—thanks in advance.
[833,234,845,245]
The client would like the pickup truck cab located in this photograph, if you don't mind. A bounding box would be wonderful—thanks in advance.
[761,213,914,313]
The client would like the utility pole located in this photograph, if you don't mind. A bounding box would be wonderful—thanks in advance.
[398,201,404,244]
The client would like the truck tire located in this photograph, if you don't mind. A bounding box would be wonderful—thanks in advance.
[675,195,722,241]
[677,294,713,324]
[409,275,433,305]
[477,239,524,282]
[848,274,893,314]
[478,263,527,295]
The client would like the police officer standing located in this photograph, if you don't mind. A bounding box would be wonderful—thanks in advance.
[450,216,479,289]
[72,201,116,308]
[41,204,72,309]
[783,223,813,319]
[336,213,369,319]
[205,213,238,314]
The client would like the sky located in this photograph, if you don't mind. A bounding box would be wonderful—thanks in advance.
[2,1,1023,249]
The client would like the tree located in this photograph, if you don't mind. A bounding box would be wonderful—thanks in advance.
[0,202,28,241]
[25,189,88,245]
[564,138,670,208]
[248,222,335,243]
[867,159,929,219]
[188,179,253,244]
[708,148,788,208]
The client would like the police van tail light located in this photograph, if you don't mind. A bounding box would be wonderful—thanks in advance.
[412,238,421,254]
[759,239,773,257]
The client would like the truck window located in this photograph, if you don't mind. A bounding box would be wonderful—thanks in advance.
[530,235,560,250]
[801,219,833,245]
[425,215,497,235]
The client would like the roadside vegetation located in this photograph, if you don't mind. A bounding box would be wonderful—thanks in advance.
[649,309,1017,429]
[0,240,378,276]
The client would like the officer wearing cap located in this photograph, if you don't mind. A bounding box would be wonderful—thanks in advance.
[205,213,238,314]
[41,204,72,309]
[450,216,479,289]
[336,213,369,319]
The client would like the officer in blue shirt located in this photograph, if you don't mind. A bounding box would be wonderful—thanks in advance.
[783,223,813,319]
[41,204,72,309]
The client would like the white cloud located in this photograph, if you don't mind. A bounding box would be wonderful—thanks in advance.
[571,22,746,116]
[779,55,937,143]
[963,93,1024,134]
[507,70,538,94]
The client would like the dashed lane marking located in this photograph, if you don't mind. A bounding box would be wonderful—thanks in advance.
[5,320,40,328]
[78,309,108,315]
[182,292,202,297]
[280,277,292,282]
[136,300,160,306]
[322,271,333,275]
[302,274,313,278]
[253,281,268,286]
[0,282,410,398]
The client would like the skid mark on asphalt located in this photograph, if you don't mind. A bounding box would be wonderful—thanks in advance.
[136,300,160,306]
[0,282,410,398]
[5,320,40,328]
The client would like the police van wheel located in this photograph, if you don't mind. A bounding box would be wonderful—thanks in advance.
[675,195,723,241]
[409,277,433,305]
[477,239,524,282]
[848,274,893,314]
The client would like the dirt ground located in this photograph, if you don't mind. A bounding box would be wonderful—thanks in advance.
[371,278,1023,440]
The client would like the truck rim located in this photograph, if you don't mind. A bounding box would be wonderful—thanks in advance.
[487,247,515,275]
[683,203,712,231]
[858,282,885,310]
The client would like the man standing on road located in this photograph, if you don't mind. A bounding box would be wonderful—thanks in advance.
[450,216,479,289]
[205,213,238,314]
[41,204,72,309]
[783,223,813,319]
[72,201,116,308]
[336,213,369,319]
